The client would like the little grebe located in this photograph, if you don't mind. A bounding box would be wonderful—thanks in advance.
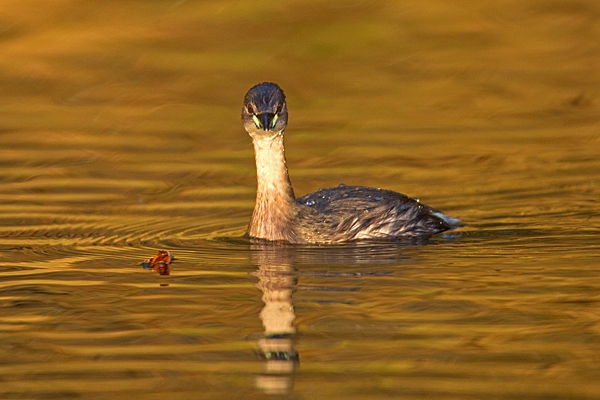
[242,82,460,244]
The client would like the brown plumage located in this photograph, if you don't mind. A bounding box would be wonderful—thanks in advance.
[241,82,460,244]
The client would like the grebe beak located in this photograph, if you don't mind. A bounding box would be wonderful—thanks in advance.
[258,113,276,131]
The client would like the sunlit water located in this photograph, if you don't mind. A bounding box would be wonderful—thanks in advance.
[1,1,599,399]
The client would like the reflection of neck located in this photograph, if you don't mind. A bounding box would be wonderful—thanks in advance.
[256,264,296,336]
[254,252,297,395]
[248,134,297,241]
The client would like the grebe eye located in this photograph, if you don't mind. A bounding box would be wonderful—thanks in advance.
[276,103,283,114]
[247,104,255,114]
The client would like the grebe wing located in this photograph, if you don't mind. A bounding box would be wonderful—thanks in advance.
[296,185,460,239]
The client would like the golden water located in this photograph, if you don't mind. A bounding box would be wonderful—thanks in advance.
[1,1,599,398]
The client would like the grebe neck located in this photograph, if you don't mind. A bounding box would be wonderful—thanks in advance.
[248,133,297,240]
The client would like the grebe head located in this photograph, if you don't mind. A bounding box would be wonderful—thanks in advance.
[242,82,288,138]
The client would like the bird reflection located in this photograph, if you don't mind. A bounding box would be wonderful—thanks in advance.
[249,241,417,395]
[251,244,299,395]
[249,240,435,395]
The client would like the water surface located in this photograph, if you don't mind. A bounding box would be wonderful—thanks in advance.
[1,1,599,398]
